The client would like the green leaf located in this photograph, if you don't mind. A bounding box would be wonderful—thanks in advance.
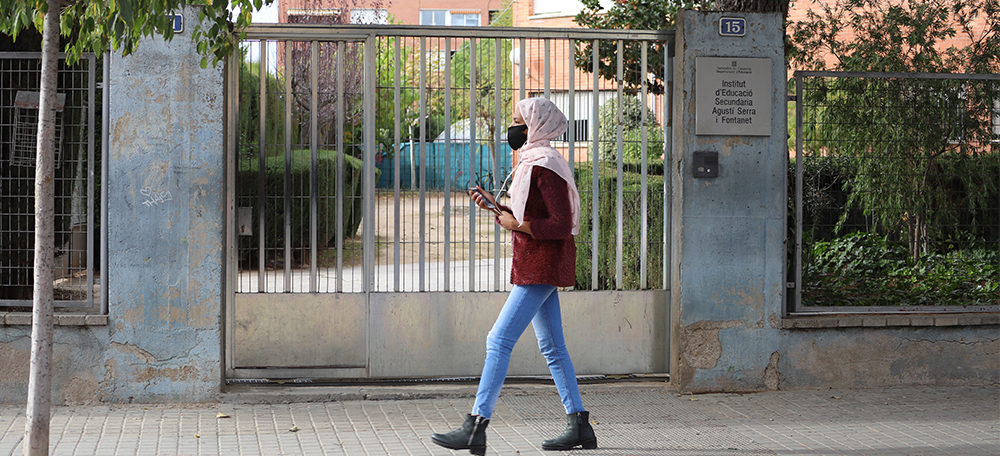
[119,0,134,28]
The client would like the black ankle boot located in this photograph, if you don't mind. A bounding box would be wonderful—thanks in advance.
[431,414,490,456]
[541,411,598,451]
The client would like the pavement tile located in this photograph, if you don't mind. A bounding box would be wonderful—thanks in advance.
[0,384,998,455]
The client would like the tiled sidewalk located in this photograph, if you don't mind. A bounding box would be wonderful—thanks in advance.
[0,384,997,455]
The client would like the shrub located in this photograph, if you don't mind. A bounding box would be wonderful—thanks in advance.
[791,154,1000,249]
[597,96,665,163]
[804,232,998,306]
[574,164,666,290]
[237,149,371,267]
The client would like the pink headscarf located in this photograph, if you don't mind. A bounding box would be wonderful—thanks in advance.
[509,98,581,235]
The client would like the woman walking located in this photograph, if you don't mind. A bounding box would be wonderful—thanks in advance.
[430,97,597,455]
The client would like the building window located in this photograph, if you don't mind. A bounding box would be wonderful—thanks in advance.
[532,0,613,16]
[451,13,480,26]
[351,8,388,24]
[993,99,1000,142]
[420,10,480,26]
[557,119,589,143]
[420,10,447,26]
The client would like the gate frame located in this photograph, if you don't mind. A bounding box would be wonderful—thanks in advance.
[224,24,675,381]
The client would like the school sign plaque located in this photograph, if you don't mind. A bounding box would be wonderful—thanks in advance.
[695,57,772,136]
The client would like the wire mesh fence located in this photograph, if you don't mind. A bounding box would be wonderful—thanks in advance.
[0,53,99,309]
[792,71,1000,310]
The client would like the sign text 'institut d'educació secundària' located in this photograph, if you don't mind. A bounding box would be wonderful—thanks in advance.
[695,56,772,136]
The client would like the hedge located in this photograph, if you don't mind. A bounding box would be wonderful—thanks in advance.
[574,163,666,290]
[237,149,372,266]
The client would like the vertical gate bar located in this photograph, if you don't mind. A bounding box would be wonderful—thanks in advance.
[419,37,427,291]
[468,37,477,292]
[225,49,238,373]
[101,51,109,313]
[86,55,95,306]
[794,74,804,313]
[493,38,502,291]
[640,42,648,290]
[336,41,347,293]
[615,40,624,290]
[664,42,673,290]
[470,38,478,291]
[284,42,293,292]
[443,38,452,291]
[590,39,599,290]
[393,38,402,292]
[364,33,377,293]
[568,41,575,167]
[257,39,267,292]
[543,39,550,98]
[310,41,319,293]
[519,38,526,100]
[465,39,477,291]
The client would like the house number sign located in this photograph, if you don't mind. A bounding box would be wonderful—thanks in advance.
[719,17,746,37]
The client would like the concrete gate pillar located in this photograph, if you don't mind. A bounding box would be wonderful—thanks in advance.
[669,10,787,392]
[105,7,225,401]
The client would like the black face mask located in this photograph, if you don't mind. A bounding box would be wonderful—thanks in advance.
[507,124,528,150]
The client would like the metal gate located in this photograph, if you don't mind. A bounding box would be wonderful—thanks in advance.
[225,24,674,381]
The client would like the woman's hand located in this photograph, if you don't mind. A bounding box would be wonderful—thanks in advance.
[469,186,497,211]
[497,211,531,235]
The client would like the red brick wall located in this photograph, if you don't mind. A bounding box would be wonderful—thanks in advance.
[278,0,502,26]
[786,0,989,72]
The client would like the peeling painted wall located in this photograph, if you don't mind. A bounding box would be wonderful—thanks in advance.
[103,6,224,401]
[669,11,787,392]
[0,6,224,404]
[667,10,998,393]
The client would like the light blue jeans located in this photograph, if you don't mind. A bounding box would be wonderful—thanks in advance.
[471,284,585,419]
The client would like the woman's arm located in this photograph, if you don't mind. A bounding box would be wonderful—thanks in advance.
[498,211,531,235]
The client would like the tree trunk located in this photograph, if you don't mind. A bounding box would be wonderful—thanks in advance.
[23,0,60,454]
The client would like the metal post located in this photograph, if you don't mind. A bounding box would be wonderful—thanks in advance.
[640,41,648,290]
[568,42,576,167]
[493,38,503,291]
[664,41,673,290]
[615,40,624,290]
[519,38,526,101]
[444,38,452,291]
[225,48,239,374]
[87,55,95,307]
[364,33,377,293]
[794,73,804,313]
[393,38,402,292]
[101,52,109,314]
[418,37,427,292]
[336,41,347,292]
[467,37,477,291]
[257,40,267,292]
[544,39,550,98]
[309,41,318,293]
[283,42,293,292]
[591,39,600,290]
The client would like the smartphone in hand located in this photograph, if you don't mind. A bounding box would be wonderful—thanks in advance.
[470,188,502,215]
